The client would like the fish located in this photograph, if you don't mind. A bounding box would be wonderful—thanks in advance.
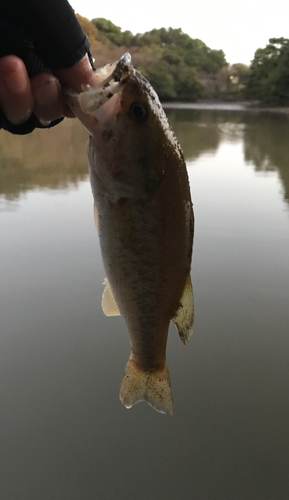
[66,53,194,415]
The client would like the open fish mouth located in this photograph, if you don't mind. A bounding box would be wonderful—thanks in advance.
[77,52,133,114]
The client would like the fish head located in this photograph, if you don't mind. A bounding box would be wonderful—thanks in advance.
[66,53,182,198]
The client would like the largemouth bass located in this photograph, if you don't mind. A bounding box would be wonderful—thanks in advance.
[67,53,194,415]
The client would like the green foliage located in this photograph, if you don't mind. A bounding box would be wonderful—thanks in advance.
[129,27,225,100]
[231,63,249,84]
[245,38,289,101]
[91,17,133,46]
[138,63,203,101]
[215,64,249,96]
[140,66,177,99]
[80,17,228,100]
[75,15,289,103]
[122,30,134,46]
[201,48,227,74]
[173,65,204,100]
[131,27,226,73]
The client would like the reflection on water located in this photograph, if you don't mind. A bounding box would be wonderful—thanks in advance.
[166,108,289,206]
[243,113,289,202]
[1,109,289,207]
[0,119,88,200]
[0,109,289,499]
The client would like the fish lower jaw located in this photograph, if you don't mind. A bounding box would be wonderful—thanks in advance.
[78,53,133,114]
[78,80,120,114]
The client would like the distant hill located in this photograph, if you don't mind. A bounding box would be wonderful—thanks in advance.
[76,15,248,101]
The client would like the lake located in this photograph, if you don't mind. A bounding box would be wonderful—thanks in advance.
[0,106,289,499]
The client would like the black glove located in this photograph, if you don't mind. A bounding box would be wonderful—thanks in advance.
[0,0,92,134]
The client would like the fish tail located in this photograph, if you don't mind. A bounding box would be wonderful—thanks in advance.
[119,357,173,415]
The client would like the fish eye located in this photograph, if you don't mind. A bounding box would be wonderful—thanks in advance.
[129,101,149,123]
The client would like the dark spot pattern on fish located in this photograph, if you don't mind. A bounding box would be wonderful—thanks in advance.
[102,129,113,141]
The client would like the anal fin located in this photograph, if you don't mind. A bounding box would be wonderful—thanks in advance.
[101,278,121,317]
[172,273,194,345]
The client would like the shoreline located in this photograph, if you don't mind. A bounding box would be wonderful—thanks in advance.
[162,101,289,115]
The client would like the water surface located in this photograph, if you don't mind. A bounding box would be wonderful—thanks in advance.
[0,109,289,499]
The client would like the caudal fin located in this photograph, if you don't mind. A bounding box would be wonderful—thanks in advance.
[119,357,173,415]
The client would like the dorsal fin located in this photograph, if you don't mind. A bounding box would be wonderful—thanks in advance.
[172,274,194,345]
[101,278,121,317]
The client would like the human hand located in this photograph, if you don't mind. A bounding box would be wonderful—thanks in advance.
[0,53,98,126]
[0,0,98,134]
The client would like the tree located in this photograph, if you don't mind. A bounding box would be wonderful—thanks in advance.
[140,65,176,100]
[231,63,249,86]
[91,17,133,46]
[76,14,98,43]
[132,27,226,73]
[245,38,289,101]
[173,64,204,100]
[79,17,228,101]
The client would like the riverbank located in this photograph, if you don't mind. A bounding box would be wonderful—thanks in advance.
[162,101,289,115]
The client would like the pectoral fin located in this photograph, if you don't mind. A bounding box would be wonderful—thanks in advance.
[172,274,194,345]
[101,278,121,317]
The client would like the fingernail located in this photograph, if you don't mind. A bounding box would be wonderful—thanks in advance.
[38,118,52,126]
[6,107,32,125]
[17,107,33,124]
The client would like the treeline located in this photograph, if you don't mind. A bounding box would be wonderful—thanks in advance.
[245,38,289,103]
[77,15,228,100]
[77,16,289,104]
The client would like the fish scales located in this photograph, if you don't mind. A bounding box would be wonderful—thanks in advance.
[91,149,190,369]
[66,53,194,414]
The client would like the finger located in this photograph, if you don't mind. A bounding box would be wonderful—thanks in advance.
[31,72,65,123]
[62,103,76,118]
[34,100,75,122]
[0,55,34,124]
[54,54,98,93]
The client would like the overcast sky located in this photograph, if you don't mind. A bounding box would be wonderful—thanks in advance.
[69,0,288,65]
